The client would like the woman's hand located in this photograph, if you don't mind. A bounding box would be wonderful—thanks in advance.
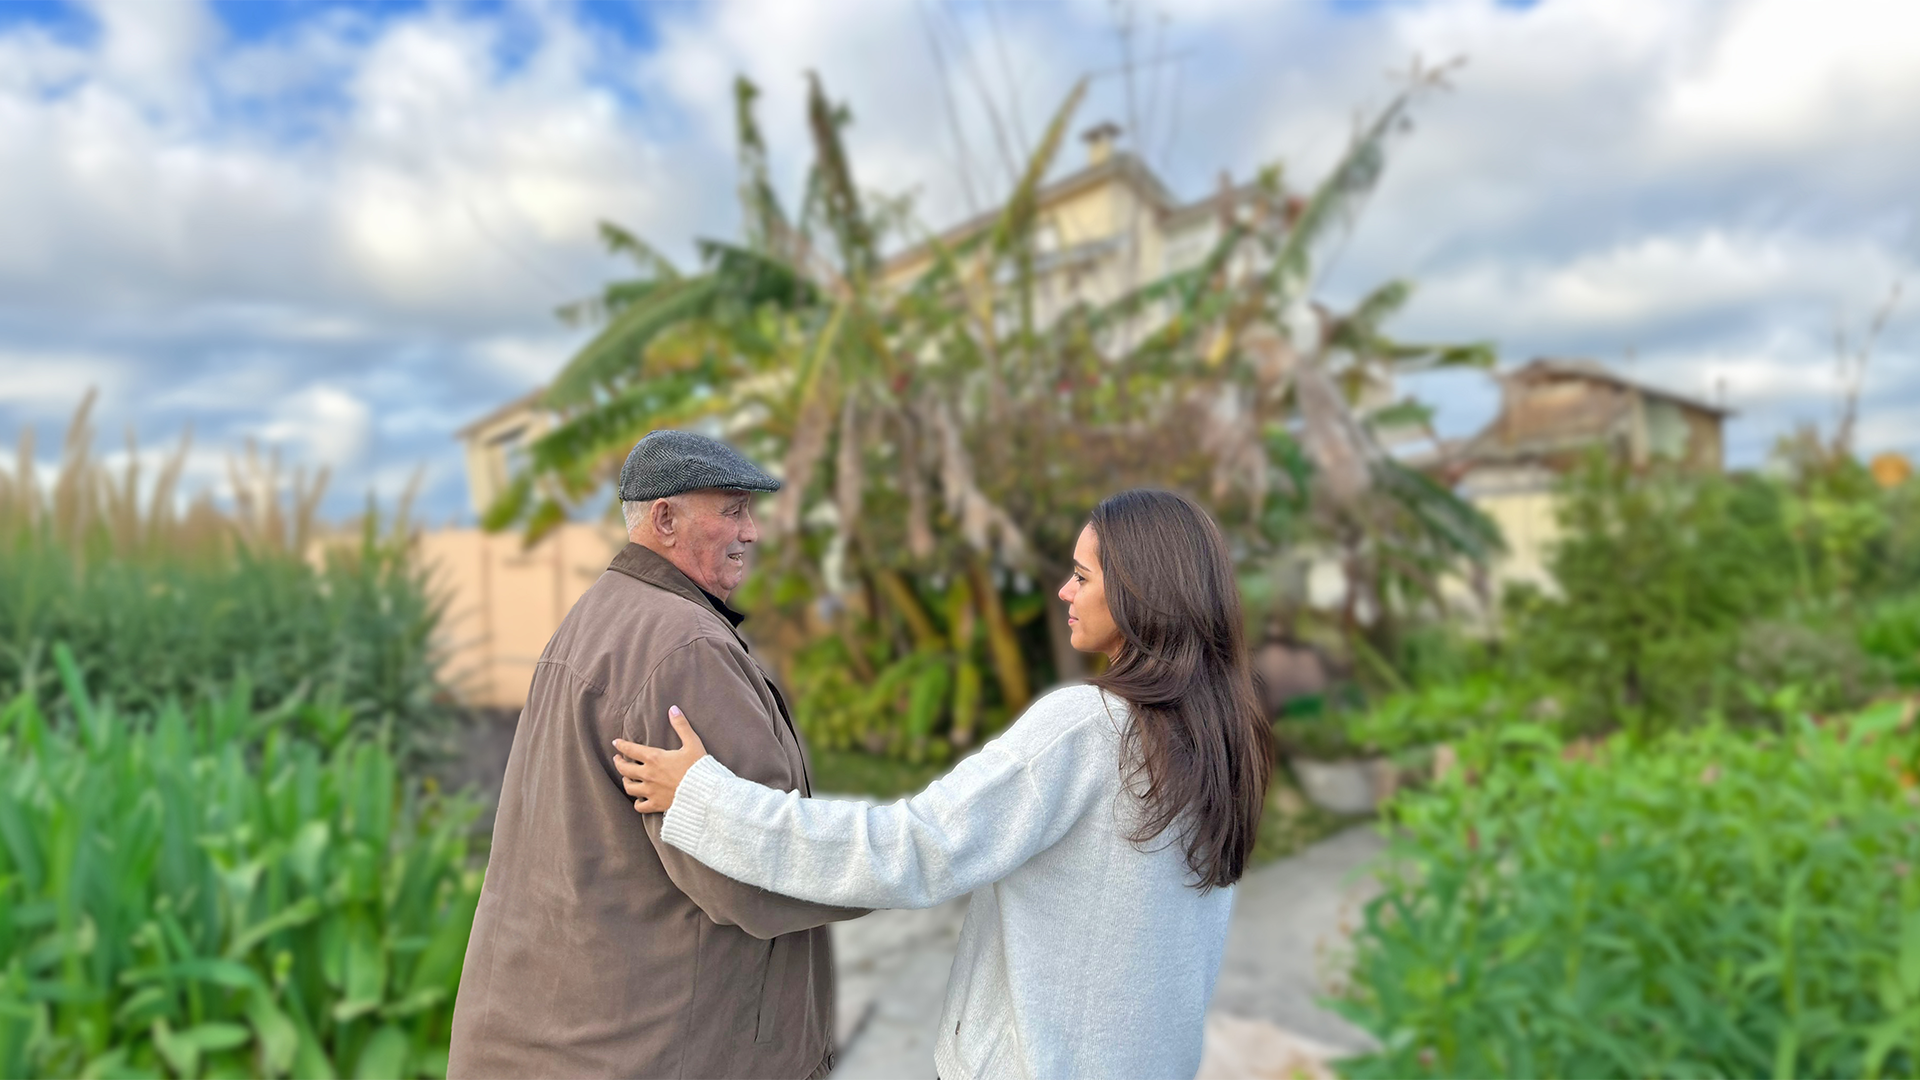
[611,706,707,814]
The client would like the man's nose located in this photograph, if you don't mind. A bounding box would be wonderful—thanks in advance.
[740,507,760,544]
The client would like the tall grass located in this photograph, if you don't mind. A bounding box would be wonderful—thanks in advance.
[0,646,480,1078]
[0,395,447,752]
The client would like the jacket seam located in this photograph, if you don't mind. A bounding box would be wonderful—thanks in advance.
[675,917,702,1078]
[619,632,747,725]
[533,655,608,697]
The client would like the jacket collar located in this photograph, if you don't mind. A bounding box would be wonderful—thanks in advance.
[607,543,750,648]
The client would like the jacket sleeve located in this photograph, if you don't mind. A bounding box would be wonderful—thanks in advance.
[657,693,1115,910]
[623,635,869,939]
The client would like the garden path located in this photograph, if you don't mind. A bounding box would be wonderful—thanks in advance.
[828,822,1386,1079]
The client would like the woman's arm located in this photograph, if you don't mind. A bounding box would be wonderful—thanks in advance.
[616,690,1115,910]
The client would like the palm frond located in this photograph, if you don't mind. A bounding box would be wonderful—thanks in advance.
[1372,457,1506,561]
[545,276,720,407]
[1268,88,1421,307]
[733,76,793,255]
[805,72,875,279]
[987,77,1088,258]
[599,221,682,280]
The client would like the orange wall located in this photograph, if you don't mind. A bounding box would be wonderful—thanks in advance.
[420,523,627,709]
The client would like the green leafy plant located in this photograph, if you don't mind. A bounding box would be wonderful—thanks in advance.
[1862,592,1920,689]
[1338,701,1920,1079]
[1506,456,1802,738]
[1343,673,1557,757]
[0,648,480,1078]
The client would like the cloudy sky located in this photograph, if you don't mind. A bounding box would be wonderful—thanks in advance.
[1,0,1915,523]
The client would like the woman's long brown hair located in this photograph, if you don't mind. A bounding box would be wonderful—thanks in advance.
[1087,489,1273,890]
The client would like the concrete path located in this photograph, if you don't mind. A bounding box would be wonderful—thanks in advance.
[829,823,1387,1078]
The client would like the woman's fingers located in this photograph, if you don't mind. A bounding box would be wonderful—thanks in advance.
[667,706,706,755]
[611,710,701,816]
[631,779,672,813]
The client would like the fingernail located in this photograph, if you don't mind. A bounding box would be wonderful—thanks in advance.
[670,705,683,715]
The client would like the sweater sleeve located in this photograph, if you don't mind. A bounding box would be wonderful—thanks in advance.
[659,689,1119,910]
[625,635,868,938]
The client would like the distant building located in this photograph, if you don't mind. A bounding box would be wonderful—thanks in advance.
[1453,358,1732,591]
[880,123,1251,319]
[454,389,551,519]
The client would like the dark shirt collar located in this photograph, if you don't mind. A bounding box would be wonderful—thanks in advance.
[698,587,747,628]
[607,542,749,638]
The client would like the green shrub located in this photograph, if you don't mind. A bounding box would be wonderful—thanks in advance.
[0,521,446,755]
[1507,457,1802,737]
[1338,702,1920,1079]
[1730,615,1881,720]
[0,647,480,1079]
[1343,673,1559,757]
[1863,592,1920,689]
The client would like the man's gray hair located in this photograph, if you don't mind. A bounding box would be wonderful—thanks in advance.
[623,494,691,535]
[621,499,649,534]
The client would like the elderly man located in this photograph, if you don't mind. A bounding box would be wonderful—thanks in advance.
[449,431,864,1079]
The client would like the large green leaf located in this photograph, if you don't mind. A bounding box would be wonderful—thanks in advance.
[545,277,721,408]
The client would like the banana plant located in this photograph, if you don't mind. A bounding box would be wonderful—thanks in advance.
[1079,57,1504,664]
[489,61,1507,754]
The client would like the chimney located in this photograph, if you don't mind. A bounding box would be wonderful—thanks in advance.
[1082,122,1122,167]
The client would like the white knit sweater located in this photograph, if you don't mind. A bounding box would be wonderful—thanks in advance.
[659,683,1234,1080]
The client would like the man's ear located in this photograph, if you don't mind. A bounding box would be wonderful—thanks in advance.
[648,497,676,544]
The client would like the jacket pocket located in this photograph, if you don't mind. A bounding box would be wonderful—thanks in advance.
[754,934,790,1043]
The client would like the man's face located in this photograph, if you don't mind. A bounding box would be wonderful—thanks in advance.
[668,488,760,599]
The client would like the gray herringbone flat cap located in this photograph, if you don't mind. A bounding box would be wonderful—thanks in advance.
[618,430,782,503]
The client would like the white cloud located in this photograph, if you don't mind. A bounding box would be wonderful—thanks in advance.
[0,349,129,411]
[78,0,220,110]
[0,0,1917,523]
[1415,230,1908,341]
[473,331,584,382]
[1663,0,1920,154]
[255,384,372,470]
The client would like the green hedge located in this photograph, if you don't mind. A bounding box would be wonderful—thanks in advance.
[0,525,445,755]
[0,647,479,1078]
[1339,702,1920,1079]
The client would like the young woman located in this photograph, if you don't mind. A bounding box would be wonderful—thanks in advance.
[612,489,1273,1080]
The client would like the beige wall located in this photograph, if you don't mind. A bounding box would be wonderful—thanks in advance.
[1475,489,1562,594]
[880,168,1178,321]
[421,522,627,709]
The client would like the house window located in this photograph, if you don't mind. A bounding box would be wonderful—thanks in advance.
[489,424,529,492]
[1646,400,1687,461]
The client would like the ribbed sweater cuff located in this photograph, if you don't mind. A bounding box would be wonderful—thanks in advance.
[660,755,735,854]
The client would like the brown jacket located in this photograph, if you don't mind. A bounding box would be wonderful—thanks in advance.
[449,544,865,1079]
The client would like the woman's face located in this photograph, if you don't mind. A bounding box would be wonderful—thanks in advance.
[1059,524,1123,659]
